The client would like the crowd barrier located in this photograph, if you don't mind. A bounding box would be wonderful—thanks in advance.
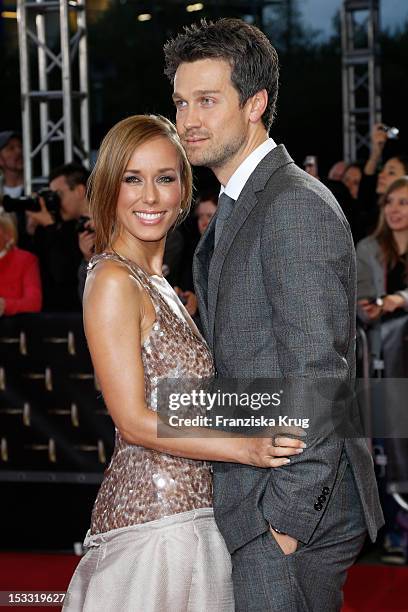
[357,316,408,515]
[0,313,114,550]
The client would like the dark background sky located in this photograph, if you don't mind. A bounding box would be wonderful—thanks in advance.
[301,0,408,37]
[1,0,407,182]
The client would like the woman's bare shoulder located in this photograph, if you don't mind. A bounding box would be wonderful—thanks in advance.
[84,259,143,312]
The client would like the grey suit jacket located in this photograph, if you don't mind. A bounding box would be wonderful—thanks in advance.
[193,145,384,553]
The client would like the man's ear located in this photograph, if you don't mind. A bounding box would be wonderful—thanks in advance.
[75,183,87,200]
[248,89,268,124]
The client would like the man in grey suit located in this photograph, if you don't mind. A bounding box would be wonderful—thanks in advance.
[165,18,384,611]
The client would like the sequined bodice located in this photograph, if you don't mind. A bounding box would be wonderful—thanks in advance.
[89,252,214,534]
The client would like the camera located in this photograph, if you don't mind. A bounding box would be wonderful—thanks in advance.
[76,215,95,234]
[380,124,399,140]
[3,188,60,216]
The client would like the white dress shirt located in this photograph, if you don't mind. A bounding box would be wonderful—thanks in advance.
[220,137,277,201]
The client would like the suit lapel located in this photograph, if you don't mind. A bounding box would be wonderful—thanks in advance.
[206,145,294,353]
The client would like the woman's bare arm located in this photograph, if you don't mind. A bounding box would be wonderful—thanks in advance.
[83,262,305,468]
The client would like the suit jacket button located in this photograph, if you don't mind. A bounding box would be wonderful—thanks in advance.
[322,487,330,495]
[318,495,326,503]
[314,502,323,511]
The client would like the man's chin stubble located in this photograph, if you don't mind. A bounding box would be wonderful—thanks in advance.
[186,147,237,169]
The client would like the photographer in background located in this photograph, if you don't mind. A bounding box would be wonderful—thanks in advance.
[27,163,90,312]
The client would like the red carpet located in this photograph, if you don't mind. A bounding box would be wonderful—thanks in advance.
[0,553,407,611]
[342,565,408,612]
[0,554,78,611]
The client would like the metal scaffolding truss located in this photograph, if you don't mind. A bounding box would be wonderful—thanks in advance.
[341,0,382,163]
[17,0,90,193]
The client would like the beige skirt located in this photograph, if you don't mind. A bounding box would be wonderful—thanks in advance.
[63,508,234,612]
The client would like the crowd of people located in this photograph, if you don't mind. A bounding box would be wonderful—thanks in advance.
[1,123,407,326]
[304,125,408,565]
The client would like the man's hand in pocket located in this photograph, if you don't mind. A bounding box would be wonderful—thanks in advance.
[269,526,298,555]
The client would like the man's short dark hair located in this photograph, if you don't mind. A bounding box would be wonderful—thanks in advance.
[164,18,279,130]
[49,162,90,190]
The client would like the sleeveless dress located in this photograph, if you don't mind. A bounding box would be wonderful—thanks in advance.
[63,252,234,612]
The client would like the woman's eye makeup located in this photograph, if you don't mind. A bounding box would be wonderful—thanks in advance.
[123,174,140,183]
[122,174,176,184]
[157,175,176,183]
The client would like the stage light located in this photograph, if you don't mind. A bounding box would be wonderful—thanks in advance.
[1,11,17,18]
[186,3,203,13]
[137,13,152,22]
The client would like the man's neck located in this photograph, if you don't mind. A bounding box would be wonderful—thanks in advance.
[213,128,269,186]
[2,169,23,188]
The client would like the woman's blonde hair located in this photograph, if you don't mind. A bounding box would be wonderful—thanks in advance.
[374,175,408,269]
[0,213,17,248]
[88,114,193,253]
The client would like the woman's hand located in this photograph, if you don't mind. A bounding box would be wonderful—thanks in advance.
[365,123,388,175]
[383,294,405,313]
[358,299,382,321]
[371,123,388,153]
[359,295,406,319]
[238,434,306,468]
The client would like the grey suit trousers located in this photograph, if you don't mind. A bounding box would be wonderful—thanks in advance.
[230,453,366,612]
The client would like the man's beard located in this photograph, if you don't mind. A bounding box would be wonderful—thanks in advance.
[184,132,246,169]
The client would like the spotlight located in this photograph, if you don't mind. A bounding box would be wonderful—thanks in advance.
[137,13,152,22]
[186,3,204,13]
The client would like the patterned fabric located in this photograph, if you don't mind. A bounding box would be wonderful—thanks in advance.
[87,252,214,535]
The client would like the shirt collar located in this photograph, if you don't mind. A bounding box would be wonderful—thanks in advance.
[220,137,277,201]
